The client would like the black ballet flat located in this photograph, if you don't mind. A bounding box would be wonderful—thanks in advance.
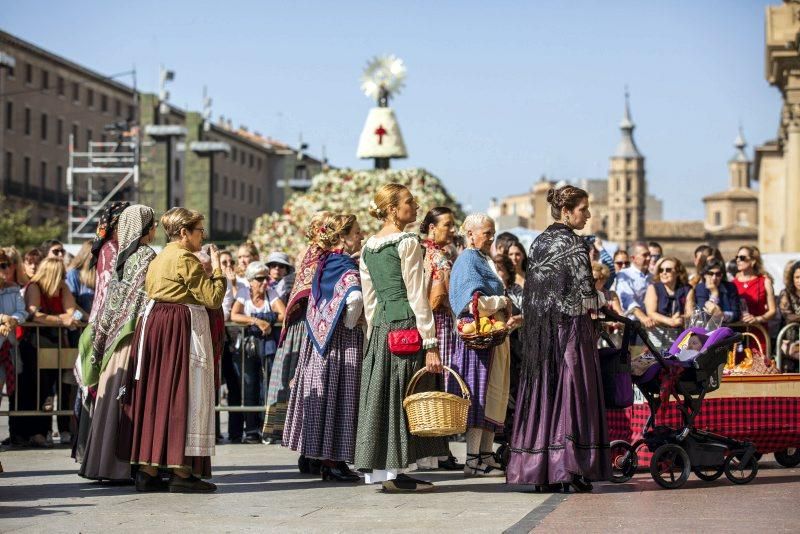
[321,463,360,482]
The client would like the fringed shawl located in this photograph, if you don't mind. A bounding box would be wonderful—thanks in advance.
[449,249,505,316]
[423,240,452,312]
[305,251,360,354]
[279,245,324,347]
[521,223,599,388]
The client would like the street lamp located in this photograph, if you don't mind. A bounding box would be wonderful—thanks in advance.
[158,65,175,117]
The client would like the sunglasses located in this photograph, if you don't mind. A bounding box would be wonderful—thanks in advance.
[615,261,630,268]
[253,275,269,282]
[267,263,287,269]
[0,262,9,269]
[736,255,751,262]
[705,271,723,278]
[658,267,674,274]
[51,248,66,256]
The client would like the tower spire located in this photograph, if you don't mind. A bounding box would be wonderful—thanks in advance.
[615,86,642,158]
[733,124,748,162]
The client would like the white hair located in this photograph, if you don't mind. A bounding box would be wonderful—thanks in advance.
[245,260,268,281]
[459,213,495,236]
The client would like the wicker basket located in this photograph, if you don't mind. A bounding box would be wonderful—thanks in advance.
[458,293,510,350]
[403,365,471,437]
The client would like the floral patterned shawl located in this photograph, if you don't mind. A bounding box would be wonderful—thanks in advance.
[279,244,324,347]
[422,239,452,312]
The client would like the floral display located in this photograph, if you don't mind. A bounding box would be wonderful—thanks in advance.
[250,168,463,260]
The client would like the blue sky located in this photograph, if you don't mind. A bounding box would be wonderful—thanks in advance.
[3,0,782,219]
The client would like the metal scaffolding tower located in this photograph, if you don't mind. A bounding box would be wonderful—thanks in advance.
[66,133,139,243]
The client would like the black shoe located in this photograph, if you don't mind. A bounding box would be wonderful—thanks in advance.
[298,455,311,474]
[321,462,360,482]
[566,475,593,493]
[308,459,322,475]
[135,470,168,492]
[242,434,261,445]
[438,456,465,471]
[382,474,435,493]
[168,474,217,493]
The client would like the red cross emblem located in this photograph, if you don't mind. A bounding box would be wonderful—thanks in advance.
[374,124,388,145]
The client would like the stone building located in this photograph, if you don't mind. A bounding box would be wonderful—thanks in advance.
[755,1,800,253]
[0,30,136,223]
[0,30,327,242]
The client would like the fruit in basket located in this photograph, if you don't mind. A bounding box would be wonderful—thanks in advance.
[481,323,493,334]
[462,322,476,335]
[492,321,506,331]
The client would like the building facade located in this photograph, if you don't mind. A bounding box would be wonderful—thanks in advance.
[0,30,136,224]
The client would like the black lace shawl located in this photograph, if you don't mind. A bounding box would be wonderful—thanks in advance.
[521,223,598,390]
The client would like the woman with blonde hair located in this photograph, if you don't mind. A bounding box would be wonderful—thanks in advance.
[355,183,449,493]
[25,257,83,446]
[732,245,776,351]
[66,241,96,316]
[119,207,225,493]
[284,213,365,482]
[644,256,692,350]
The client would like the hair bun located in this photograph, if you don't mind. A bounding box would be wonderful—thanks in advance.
[368,201,385,220]
[546,188,559,207]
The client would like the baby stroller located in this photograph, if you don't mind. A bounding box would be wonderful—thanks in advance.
[598,308,759,489]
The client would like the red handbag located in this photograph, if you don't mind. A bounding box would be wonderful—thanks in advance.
[388,328,423,355]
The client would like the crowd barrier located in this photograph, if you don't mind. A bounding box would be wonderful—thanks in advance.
[0,322,276,417]
[776,322,800,371]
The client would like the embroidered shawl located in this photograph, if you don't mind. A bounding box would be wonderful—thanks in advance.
[305,251,361,353]
[449,249,505,316]
[423,240,452,312]
[520,223,598,387]
[279,245,324,346]
[81,246,156,387]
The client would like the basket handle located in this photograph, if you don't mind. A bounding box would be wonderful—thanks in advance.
[405,364,471,401]
[738,331,764,356]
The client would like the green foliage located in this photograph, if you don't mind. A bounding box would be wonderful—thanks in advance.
[0,195,64,250]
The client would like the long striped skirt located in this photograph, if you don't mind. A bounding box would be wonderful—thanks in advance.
[263,321,305,442]
[448,337,502,433]
[283,321,363,462]
[434,309,457,390]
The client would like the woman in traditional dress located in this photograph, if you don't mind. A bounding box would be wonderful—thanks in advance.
[354,183,449,493]
[74,201,129,458]
[279,213,327,468]
[230,261,286,443]
[284,213,364,482]
[449,214,514,477]
[78,205,157,481]
[507,185,610,493]
[418,207,463,471]
[119,207,225,493]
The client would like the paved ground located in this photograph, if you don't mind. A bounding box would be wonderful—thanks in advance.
[1,415,799,533]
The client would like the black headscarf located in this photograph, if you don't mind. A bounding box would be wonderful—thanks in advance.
[521,223,598,395]
[89,201,130,269]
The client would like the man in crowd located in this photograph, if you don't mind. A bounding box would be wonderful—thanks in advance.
[614,242,655,328]
[648,241,663,276]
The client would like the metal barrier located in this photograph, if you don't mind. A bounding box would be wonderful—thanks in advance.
[0,321,277,417]
[0,322,84,417]
[775,322,800,371]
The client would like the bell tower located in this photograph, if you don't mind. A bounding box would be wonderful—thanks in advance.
[607,90,646,248]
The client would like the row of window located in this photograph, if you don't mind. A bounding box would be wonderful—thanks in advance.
[4,151,65,197]
[212,172,263,205]
[9,60,133,118]
[213,209,253,234]
[214,140,264,171]
[5,101,107,148]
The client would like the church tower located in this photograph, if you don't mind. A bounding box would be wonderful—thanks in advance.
[607,90,646,248]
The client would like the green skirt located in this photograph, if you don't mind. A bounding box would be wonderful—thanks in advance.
[354,315,449,471]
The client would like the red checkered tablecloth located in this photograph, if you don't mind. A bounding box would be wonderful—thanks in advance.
[607,396,800,462]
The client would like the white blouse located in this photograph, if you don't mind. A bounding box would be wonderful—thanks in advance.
[360,232,438,350]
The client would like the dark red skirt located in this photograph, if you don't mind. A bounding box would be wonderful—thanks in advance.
[118,302,211,478]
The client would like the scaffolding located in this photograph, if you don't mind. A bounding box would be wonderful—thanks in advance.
[66,133,139,243]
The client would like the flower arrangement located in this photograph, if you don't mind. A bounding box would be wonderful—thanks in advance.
[250,167,463,260]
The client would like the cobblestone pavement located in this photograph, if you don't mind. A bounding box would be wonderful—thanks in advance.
[1,424,798,533]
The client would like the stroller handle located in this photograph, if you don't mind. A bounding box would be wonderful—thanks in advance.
[597,306,662,357]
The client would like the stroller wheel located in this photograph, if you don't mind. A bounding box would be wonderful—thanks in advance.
[609,440,637,483]
[650,444,691,489]
[692,465,724,481]
[774,448,800,468]
[724,454,758,485]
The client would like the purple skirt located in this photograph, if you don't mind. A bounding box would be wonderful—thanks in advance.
[448,337,502,432]
[506,314,610,485]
